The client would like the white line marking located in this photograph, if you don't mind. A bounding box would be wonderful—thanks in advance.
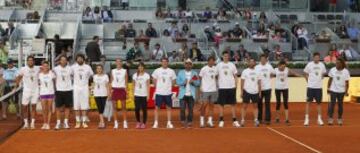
[267,127,322,153]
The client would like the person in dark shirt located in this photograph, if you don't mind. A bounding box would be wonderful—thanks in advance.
[189,42,202,61]
[230,23,243,38]
[125,23,137,38]
[54,34,64,57]
[85,36,102,62]
[145,22,158,37]
[203,7,213,19]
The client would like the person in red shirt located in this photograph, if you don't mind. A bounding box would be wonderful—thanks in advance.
[329,0,337,12]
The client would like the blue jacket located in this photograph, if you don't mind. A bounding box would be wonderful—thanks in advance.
[176,70,200,100]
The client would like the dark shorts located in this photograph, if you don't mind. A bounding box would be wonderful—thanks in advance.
[112,88,127,101]
[242,90,259,104]
[155,94,172,108]
[55,91,73,108]
[218,88,236,106]
[307,88,322,103]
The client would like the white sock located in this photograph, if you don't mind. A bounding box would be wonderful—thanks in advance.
[23,118,28,124]
[76,116,80,122]
[208,117,213,122]
[64,119,69,124]
[305,114,309,119]
[114,120,118,124]
[167,120,171,124]
[82,116,87,123]
[31,118,35,124]
[318,115,322,120]
[200,116,204,122]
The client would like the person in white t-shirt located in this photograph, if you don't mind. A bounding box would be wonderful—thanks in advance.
[152,58,177,129]
[255,54,275,125]
[303,52,327,126]
[53,55,73,130]
[327,58,350,126]
[93,64,110,129]
[15,56,40,129]
[216,51,240,128]
[274,60,301,125]
[132,62,150,129]
[71,54,94,129]
[199,56,218,128]
[240,58,262,127]
[110,58,128,129]
[38,61,56,130]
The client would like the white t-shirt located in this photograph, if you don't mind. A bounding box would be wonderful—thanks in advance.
[152,67,176,95]
[328,68,350,93]
[255,63,275,90]
[152,49,165,61]
[216,62,238,89]
[39,71,56,95]
[304,61,327,89]
[53,65,73,91]
[18,66,40,92]
[199,65,218,92]
[71,64,94,87]
[93,74,109,97]
[241,68,261,94]
[132,73,150,97]
[275,68,289,90]
[185,71,192,96]
[111,68,127,88]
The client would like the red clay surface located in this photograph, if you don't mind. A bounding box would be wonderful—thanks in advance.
[0,103,360,153]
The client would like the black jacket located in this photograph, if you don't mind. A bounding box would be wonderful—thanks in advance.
[85,41,101,62]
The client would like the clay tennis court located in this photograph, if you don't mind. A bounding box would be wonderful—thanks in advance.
[1,103,360,153]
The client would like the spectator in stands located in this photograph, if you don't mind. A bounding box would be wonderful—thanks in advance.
[178,42,188,61]
[32,11,40,20]
[214,27,223,47]
[115,24,127,40]
[329,0,337,12]
[137,30,148,39]
[329,44,340,58]
[204,26,214,42]
[152,43,166,61]
[168,22,179,38]
[143,43,151,61]
[23,0,32,9]
[223,46,235,61]
[169,50,180,62]
[121,0,129,10]
[235,44,248,62]
[267,24,276,37]
[189,42,202,61]
[347,23,360,40]
[155,7,164,18]
[0,40,8,64]
[164,7,173,18]
[317,30,331,40]
[127,42,143,61]
[53,34,64,57]
[145,22,158,37]
[273,45,283,61]
[216,8,228,21]
[243,8,252,20]
[324,51,337,63]
[184,8,194,20]
[273,31,285,42]
[259,12,267,23]
[252,31,267,39]
[230,23,243,38]
[296,25,309,49]
[274,23,288,40]
[125,23,137,38]
[203,7,213,19]
[93,6,102,22]
[339,44,353,61]
[83,7,94,21]
[85,36,101,62]
[163,29,171,37]
[336,25,349,39]
[182,24,190,36]
[257,23,266,35]
[101,6,113,22]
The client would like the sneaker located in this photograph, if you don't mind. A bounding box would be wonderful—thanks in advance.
[254,120,260,127]
[304,117,309,126]
[45,124,50,130]
[41,124,47,130]
[140,123,146,129]
[207,120,214,128]
[123,121,128,129]
[317,118,324,126]
[232,121,241,128]
[337,119,343,126]
[187,122,193,128]
[275,118,280,123]
[240,120,245,127]
[152,121,158,129]
[135,122,141,129]
[55,123,61,130]
[22,123,29,129]
[82,122,89,128]
[113,121,119,129]
[328,118,334,125]
[30,122,35,130]
[75,122,81,129]
[98,122,105,129]
[166,122,174,129]
[218,121,224,128]
[63,122,70,129]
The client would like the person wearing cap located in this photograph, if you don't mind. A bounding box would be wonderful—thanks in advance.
[176,59,200,128]
[1,60,19,120]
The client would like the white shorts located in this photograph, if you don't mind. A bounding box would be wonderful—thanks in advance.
[22,90,39,105]
[73,86,90,110]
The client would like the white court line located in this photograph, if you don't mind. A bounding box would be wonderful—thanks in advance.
[267,127,322,153]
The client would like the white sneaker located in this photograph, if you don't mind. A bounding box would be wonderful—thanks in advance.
[114,121,119,129]
[337,119,343,126]
[23,123,29,129]
[45,124,50,130]
[123,121,128,129]
[75,122,81,129]
[55,123,61,130]
[166,122,174,129]
[207,120,214,128]
[304,117,309,126]
[63,122,70,129]
[30,122,35,129]
[254,120,260,127]
[218,121,224,128]
[317,118,324,126]
[152,121,158,129]
[200,117,205,128]
[41,124,47,130]
[328,118,334,125]
[232,121,240,128]
[82,122,89,128]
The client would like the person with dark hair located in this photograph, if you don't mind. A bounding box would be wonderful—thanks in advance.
[132,62,150,129]
[145,23,158,38]
[92,64,110,129]
[54,34,64,57]
[327,58,350,126]
[216,51,240,128]
[71,54,94,129]
[15,55,40,129]
[101,6,113,22]
[152,43,166,61]
[85,36,101,62]
[303,52,327,126]
[255,54,275,125]
[125,23,137,38]
[189,42,202,61]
